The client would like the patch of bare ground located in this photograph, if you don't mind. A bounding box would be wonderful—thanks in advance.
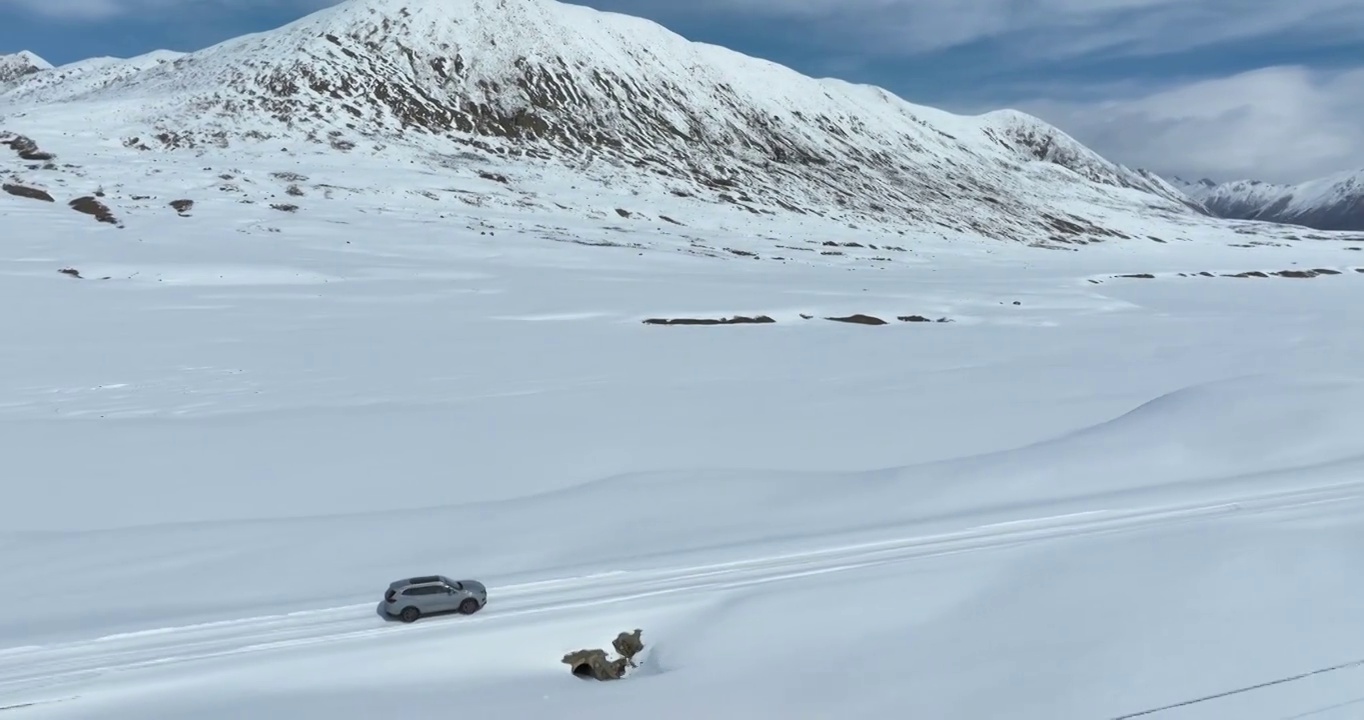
[1100,268,1353,282]
[2,183,53,201]
[69,196,119,225]
[1222,268,1343,279]
[1,133,54,161]
[644,313,956,326]
[643,315,775,325]
[826,314,886,325]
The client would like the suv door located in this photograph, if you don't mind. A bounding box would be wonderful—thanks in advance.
[403,585,443,613]
[434,583,463,612]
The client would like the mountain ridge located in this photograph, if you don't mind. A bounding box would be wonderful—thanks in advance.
[2,0,1352,246]
[1170,170,1364,231]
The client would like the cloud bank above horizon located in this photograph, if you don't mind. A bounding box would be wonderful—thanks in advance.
[1,0,1360,183]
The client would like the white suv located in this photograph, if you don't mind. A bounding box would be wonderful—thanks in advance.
[383,575,488,623]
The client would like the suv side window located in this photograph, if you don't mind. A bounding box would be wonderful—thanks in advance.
[403,586,442,596]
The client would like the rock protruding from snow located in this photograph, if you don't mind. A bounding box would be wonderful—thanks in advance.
[612,629,645,664]
[562,648,629,680]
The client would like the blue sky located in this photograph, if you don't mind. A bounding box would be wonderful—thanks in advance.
[2,0,1361,182]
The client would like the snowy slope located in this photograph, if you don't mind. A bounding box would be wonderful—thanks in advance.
[1173,170,1364,231]
[0,0,1243,246]
[6,1,1364,718]
[4,168,1364,717]
[0,50,184,102]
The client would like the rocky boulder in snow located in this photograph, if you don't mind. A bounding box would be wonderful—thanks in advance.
[562,629,646,680]
[612,629,645,665]
[562,648,630,680]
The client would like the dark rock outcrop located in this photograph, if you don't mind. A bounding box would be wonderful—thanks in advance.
[826,314,886,325]
[643,315,775,325]
[562,629,645,680]
[612,629,644,665]
[3,183,54,201]
[69,196,119,224]
[562,648,629,681]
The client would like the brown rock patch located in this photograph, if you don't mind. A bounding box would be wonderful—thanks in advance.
[69,196,118,224]
[826,314,886,325]
[643,315,775,326]
[2,183,53,202]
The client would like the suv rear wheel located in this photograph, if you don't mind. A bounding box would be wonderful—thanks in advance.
[399,606,421,623]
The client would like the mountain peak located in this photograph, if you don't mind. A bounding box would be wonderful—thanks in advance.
[0,0,1242,244]
[0,51,52,86]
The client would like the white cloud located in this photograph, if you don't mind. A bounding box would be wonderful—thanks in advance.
[1015,65,1364,183]
[15,0,1362,58]
[645,0,1364,60]
[0,0,126,19]
[0,0,332,20]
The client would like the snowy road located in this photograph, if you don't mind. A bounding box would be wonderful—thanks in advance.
[5,479,1360,708]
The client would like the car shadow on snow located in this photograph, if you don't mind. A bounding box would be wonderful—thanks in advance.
[373,601,481,623]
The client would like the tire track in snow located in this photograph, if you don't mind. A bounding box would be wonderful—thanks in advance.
[1,481,1359,701]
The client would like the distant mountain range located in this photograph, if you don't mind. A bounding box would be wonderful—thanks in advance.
[1170,170,1364,231]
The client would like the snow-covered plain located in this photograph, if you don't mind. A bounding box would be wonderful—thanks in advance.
[4,152,1364,719]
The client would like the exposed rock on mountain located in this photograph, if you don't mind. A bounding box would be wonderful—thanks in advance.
[0,0,1234,245]
[0,51,51,88]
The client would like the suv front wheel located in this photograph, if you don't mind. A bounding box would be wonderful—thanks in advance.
[459,598,480,615]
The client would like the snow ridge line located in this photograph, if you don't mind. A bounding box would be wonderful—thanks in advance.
[0,480,1359,701]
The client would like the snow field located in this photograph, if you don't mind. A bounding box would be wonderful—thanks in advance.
[4,136,1364,717]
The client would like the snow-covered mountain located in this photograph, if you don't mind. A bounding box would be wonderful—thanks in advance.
[1172,170,1364,231]
[0,0,1253,247]
[0,50,52,88]
[0,49,183,100]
